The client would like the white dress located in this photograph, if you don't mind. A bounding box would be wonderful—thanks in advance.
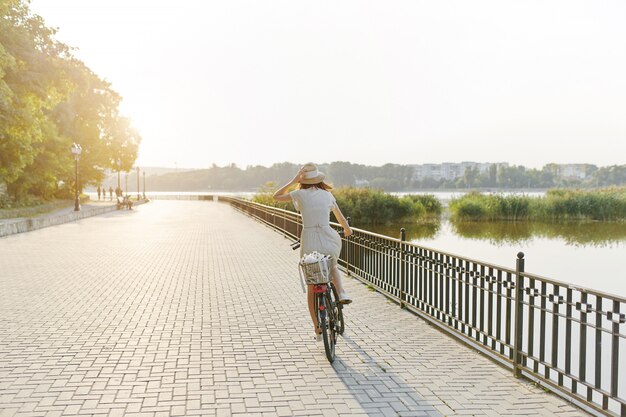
[289,188,342,267]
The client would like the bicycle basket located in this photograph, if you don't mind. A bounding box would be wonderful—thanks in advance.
[299,253,332,285]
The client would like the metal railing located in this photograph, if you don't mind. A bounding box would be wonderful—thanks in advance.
[216,196,626,417]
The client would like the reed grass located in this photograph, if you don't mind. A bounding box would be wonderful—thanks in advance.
[449,187,626,221]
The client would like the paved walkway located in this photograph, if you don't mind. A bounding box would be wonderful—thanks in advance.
[0,201,589,417]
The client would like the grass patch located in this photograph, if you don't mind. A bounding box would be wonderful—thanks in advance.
[333,187,442,224]
[0,195,91,219]
[449,187,626,221]
[0,200,72,219]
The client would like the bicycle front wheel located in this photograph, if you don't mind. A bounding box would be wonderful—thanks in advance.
[318,293,336,363]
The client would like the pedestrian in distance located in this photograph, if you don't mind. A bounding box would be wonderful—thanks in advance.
[273,163,353,339]
[109,186,113,201]
[97,186,101,200]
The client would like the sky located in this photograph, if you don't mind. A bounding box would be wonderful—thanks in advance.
[29,0,626,170]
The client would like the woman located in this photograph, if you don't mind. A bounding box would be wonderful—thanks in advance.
[273,163,353,339]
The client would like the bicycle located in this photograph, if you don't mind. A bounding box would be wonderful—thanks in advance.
[291,240,344,363]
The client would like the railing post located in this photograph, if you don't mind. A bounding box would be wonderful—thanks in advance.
[399,228,406,308]
[346,217,351,276]
[513,251,525,378]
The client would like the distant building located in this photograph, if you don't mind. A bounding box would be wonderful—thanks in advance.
[558,164,590,180]
[413,164,443,180]
[411,162,508,181]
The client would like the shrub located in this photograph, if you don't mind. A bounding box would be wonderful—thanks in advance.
[251,193,294,211]
[249,181,296,211]
[400,194,443,216]
[332,187,435,224]
[450,194,487,220]
[542,187,626,220]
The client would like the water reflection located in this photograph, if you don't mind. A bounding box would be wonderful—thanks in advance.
[366,220,626,248]
[450,220,626,247]
[356,221,441,240]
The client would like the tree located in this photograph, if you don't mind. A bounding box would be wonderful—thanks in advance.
[0,1,141,200]
[462,166,479,188]
[591,165,626,187]
[327,161,356,187]
[0,0,71,197]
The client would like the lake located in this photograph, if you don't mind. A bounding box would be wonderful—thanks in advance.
[367,220,626,298]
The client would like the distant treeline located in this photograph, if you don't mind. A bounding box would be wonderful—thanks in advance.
[143,162,626,192]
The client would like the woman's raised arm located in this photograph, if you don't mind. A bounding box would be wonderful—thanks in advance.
[273,168,305,202]
[332,205,353,237]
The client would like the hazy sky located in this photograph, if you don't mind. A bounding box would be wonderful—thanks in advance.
[30,0,626,169]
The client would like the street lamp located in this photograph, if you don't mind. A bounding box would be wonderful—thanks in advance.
[116,158,121,195]
[71,143,82,211]
[142,171,146,199]
[136,167,140,200]
[125,172,128,196]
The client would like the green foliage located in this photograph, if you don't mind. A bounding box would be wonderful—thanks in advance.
[329,187,439,225]
[450,188,626,221]
[250,186,442,225]
[251,181,295,211]
[0,1,140,202]
[540,188,626,220]
[400,194,442,216]
[330,188,405,224]
[251,193,294,211]
[451,196,487,220]
[0,197,69,216]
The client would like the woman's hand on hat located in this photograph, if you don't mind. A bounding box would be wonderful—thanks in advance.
[290,167,306,184]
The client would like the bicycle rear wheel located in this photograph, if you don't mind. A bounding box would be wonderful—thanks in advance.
[329,283,344,335]
[318,293,336,363]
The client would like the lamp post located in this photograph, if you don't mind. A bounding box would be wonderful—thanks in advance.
[136,167,140,200]
[116,158,121,194]
[142,171,146,199]
[125,172,128,196]
[71,143,82,211]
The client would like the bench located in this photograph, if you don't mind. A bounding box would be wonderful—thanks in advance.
[116,195,133,210]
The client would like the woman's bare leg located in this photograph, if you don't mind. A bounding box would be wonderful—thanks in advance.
[307,285,320,334]
[330,265,351,302]
[330,265,345,294]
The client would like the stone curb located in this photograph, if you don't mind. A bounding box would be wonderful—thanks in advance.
[0,201,147,238]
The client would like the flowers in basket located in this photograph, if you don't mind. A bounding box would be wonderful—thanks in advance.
[299,251,332,286]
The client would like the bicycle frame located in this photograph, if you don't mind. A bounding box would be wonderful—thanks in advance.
[293,239,344,363]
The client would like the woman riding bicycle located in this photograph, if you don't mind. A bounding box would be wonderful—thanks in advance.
[273,163,353,339]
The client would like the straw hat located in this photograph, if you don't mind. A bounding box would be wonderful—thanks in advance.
[299,163,326,184]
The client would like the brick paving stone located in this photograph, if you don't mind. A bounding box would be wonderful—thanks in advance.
[0,201,592,416]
